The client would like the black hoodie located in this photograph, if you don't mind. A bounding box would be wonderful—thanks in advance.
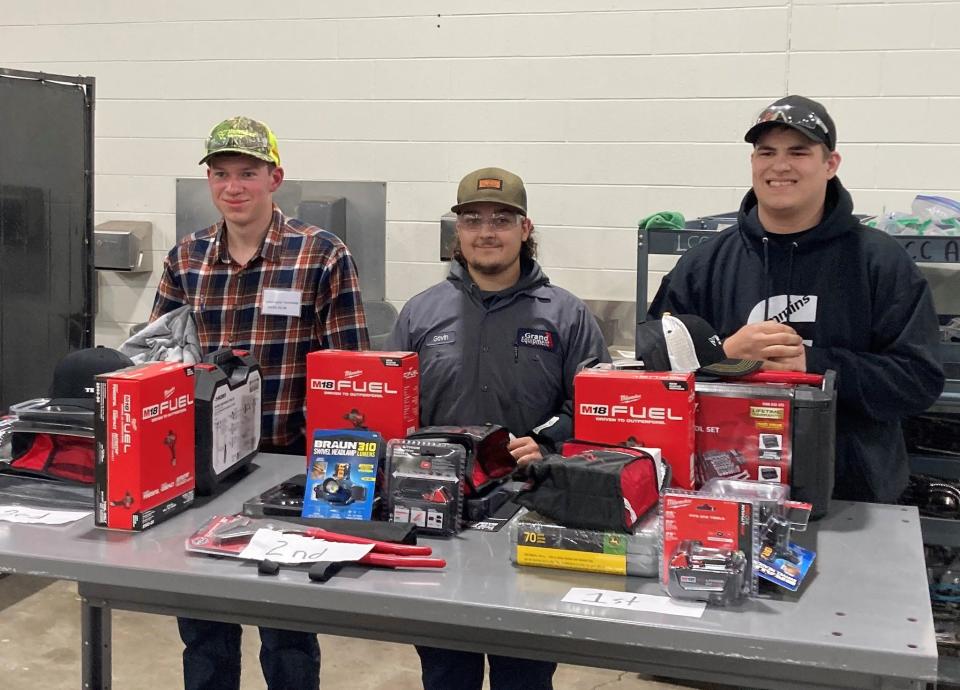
[649,178,944,502]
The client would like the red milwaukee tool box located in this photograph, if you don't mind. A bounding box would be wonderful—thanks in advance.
[94,362,196,530]
[307,350,419,445]
[574,370,697,489]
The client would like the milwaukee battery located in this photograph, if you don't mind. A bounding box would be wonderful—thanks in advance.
[574,370,696,489]
[306,350,419,445]
[94,362,196,530]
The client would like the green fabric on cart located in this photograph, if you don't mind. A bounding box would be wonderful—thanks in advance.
[639,211,685,230]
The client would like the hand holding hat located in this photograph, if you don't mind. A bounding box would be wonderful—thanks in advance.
[721,321,804,364]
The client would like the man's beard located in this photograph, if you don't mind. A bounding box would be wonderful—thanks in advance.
[467,256,514,275]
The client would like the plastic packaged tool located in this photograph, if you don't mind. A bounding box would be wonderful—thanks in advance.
[700,478,789,523]
[661,489,758,605]
[386,438,465,536]
[508,507,659,577]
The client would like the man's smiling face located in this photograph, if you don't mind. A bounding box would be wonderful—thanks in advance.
[751,125,840,229]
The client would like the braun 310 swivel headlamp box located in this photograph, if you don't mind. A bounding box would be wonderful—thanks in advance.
[301,429,383,520]
[94,362,196,531]
[306,350,419,444]
[574,369,696,489]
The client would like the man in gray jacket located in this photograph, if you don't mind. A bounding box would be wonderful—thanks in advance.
[386,167,610,689]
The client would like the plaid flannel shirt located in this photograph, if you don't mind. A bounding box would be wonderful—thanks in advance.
[151,205,369,448]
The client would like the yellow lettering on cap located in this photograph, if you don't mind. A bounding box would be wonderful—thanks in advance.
[477,178,503,190]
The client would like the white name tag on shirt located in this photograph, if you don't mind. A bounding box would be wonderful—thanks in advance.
[262,289,302,317]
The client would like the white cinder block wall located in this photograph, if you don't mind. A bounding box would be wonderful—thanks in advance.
[2,0,958,347]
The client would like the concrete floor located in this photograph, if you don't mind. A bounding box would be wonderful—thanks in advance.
[0,575,701,690]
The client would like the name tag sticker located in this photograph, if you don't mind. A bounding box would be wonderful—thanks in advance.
[262,289,302,317]
[426,331,456,347]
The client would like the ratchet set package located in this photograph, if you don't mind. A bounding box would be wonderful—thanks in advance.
[386,438,466,536]
[301,429,384,520]
[306,350,419,444]
[192,348,262,495]
[94,362,196,530]
[696,372,836,518]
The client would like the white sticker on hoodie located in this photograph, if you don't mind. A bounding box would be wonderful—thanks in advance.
[747,295,818,345]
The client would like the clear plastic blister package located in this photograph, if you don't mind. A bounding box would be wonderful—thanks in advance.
[700,478,789,524]
[386,439,465,537]
[660,488,760,606]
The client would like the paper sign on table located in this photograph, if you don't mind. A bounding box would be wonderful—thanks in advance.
[0,506,91,525]
[238,528,374,564]
[562,587,706,618]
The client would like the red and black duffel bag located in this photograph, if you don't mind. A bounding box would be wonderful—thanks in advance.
[514,441,664,533]
[8,433,95,484]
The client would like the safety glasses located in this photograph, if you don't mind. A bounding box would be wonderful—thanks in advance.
[755,105,829,138]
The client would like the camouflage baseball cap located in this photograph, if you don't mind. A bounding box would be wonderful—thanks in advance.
[451,167,527,216]
[199,116,281,166]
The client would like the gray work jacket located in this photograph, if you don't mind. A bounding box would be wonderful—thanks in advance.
[385,259,610,448]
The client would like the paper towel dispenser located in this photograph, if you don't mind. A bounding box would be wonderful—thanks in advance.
[94,220,151,272]
[298,196,346,242]
[440,212,456,261]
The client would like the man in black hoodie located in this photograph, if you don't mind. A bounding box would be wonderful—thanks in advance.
[648,95,944,503]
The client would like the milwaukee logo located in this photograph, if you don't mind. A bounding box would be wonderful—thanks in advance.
[619,394,643,404]
[311,379,397,394]
[163,386,176,399]
[143,394,193,419]
[344,370,363,379]
[579,403,683,421]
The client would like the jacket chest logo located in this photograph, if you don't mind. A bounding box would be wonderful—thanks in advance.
[516,329,557,352]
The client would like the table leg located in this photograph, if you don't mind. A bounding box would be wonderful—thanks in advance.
[81,596,111,690]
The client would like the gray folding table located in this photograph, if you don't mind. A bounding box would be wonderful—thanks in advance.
[0,454,937,689]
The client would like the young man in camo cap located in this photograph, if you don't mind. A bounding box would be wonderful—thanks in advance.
[152,116,369,690]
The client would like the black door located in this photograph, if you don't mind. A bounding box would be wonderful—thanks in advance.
[0,70,94,411]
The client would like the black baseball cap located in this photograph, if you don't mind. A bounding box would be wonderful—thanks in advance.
[636,314,761,378]
[744,95,836,151]
[47,347,134,411]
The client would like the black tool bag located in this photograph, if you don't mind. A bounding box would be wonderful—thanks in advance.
[514,448,660,533]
